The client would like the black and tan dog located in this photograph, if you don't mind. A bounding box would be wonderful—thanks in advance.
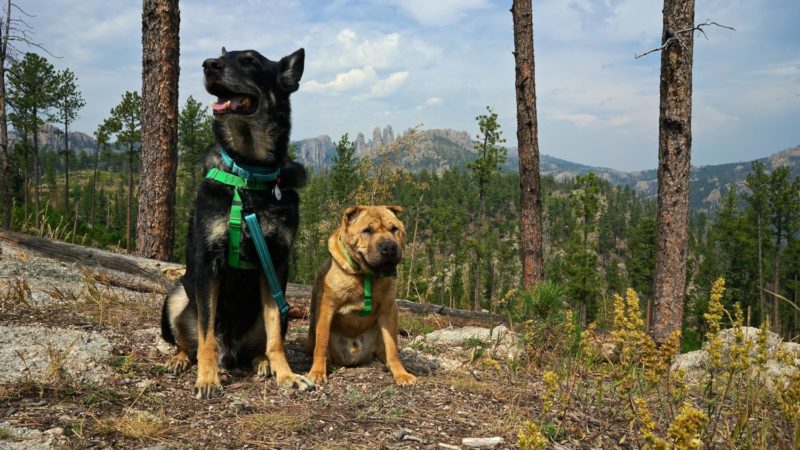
[161,47,313,399]
[304,206,417,385]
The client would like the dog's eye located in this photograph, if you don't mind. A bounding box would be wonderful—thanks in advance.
[239,55,257,66]
[362,227,373,235]
[389,226,398,233]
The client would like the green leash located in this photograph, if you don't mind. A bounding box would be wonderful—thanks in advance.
[338,236,373,316]
[204,149,289,318]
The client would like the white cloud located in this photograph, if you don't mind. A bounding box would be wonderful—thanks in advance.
[554,112,600,127]
[304,66,409,99]
[388,0,490,26]
[368,71,410,98]
[425,97,444,107]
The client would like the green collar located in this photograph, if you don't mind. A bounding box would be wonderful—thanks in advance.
[338,236,373,316]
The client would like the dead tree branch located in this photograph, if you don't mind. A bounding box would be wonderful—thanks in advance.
[635,19,735,59]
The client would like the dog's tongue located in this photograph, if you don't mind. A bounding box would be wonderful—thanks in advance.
[211,96,244,113]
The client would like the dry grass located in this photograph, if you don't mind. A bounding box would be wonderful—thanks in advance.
[238,411,311,435]
[96,410,166,440]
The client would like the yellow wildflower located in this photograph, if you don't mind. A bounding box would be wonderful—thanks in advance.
[634,398,668,450]
[517,420,548,450]
[668,403,708,450]
[704,278,725,369]
[542,370,558,415]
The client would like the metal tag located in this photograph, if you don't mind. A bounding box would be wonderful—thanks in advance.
[273,184,282,201]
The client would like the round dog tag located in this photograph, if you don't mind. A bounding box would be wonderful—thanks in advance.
[273,184,282,201]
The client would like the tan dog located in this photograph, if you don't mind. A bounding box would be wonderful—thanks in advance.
[304,206,417,385]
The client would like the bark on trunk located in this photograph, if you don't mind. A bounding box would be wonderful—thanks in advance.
[90,146,100,227]
[127,149,133,252]
[64,121,70,218]
[33,113,40,230]
[652,0,695,345]
[136,0,180,261]
[512,0,545,289]
[0,1,11,229]
[0,63,10,229]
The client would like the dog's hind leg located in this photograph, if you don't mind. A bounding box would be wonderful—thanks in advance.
[194,277,223,399]
[260,277,314,391]
[162,283,196,374]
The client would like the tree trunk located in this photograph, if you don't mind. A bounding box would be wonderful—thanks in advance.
[136,0,180,261]
[90,146,100,227]
[22,140,30,225]
[0,63,10,229]
[0,1,11,229]
[512,0,545,289]
[33,113,40,230]
[127,149,133,252]
[757,215,765,324]
[652,0,695,345]
[772,222,782,334]
[64,120,70,219]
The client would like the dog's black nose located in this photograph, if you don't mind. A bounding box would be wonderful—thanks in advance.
[378,241,398,258]
[202,58,224,73]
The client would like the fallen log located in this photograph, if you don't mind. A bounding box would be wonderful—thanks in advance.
[1,228,508,325]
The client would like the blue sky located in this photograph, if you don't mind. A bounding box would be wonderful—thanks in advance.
[18,0,800,171]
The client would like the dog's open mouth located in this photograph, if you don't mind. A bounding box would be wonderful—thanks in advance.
[211,94,258,115]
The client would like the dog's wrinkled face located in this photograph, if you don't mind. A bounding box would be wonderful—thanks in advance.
[202,47,304,162]
[340,206,405,277]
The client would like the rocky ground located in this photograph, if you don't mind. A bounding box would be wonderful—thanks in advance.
[0,239,571,450]
[2,237,797,449]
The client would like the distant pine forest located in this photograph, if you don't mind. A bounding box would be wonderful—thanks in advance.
[5,127,800,351]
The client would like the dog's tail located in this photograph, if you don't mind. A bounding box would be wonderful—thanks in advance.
[160,288,178,345]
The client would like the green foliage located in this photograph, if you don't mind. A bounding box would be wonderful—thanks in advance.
[466,105,507,196]
[328,133,363,209]
[510,281,568,323]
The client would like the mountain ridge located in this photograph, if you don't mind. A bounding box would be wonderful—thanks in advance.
[10,124,798,211]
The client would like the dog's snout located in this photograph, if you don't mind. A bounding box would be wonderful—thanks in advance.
[378,241,398,258]
[202,58,224,73]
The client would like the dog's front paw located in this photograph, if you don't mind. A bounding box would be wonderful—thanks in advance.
[393,372,417,385]
[194,370,223,399]
[277,372,316,392]
[252,356,271,378]
[307,366,328,384]
[165,352,191,374]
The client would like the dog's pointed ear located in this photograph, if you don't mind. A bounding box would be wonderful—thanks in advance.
[221,47,227,56]
[386,205,403,217]
[278,48,305,93]
[342,206,363,226]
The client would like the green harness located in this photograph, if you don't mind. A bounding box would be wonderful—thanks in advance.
[204,149,290,319]
[337,236,373,316]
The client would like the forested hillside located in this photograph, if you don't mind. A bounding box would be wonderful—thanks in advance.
[7,124,799,347]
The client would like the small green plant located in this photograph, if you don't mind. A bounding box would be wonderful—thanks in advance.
[0,427,14,441]
[510,281,567,323]
[399,315,436,336]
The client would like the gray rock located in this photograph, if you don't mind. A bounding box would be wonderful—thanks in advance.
[0,422,60,449]
[0,325,112,384]
[461,437,504,448]
[422,325,521,360]
[133,328,173,356]
[671,326,799,389]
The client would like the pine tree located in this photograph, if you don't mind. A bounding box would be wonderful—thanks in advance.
[652,0,696,344]
[138,0,180,261]
[106,91,142,252]
[51,68,85,220]
[745,161,771,323]
[512,0,545,289]
[329,133,362,210]
[7,52,57,230]
[466,106,506,311]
